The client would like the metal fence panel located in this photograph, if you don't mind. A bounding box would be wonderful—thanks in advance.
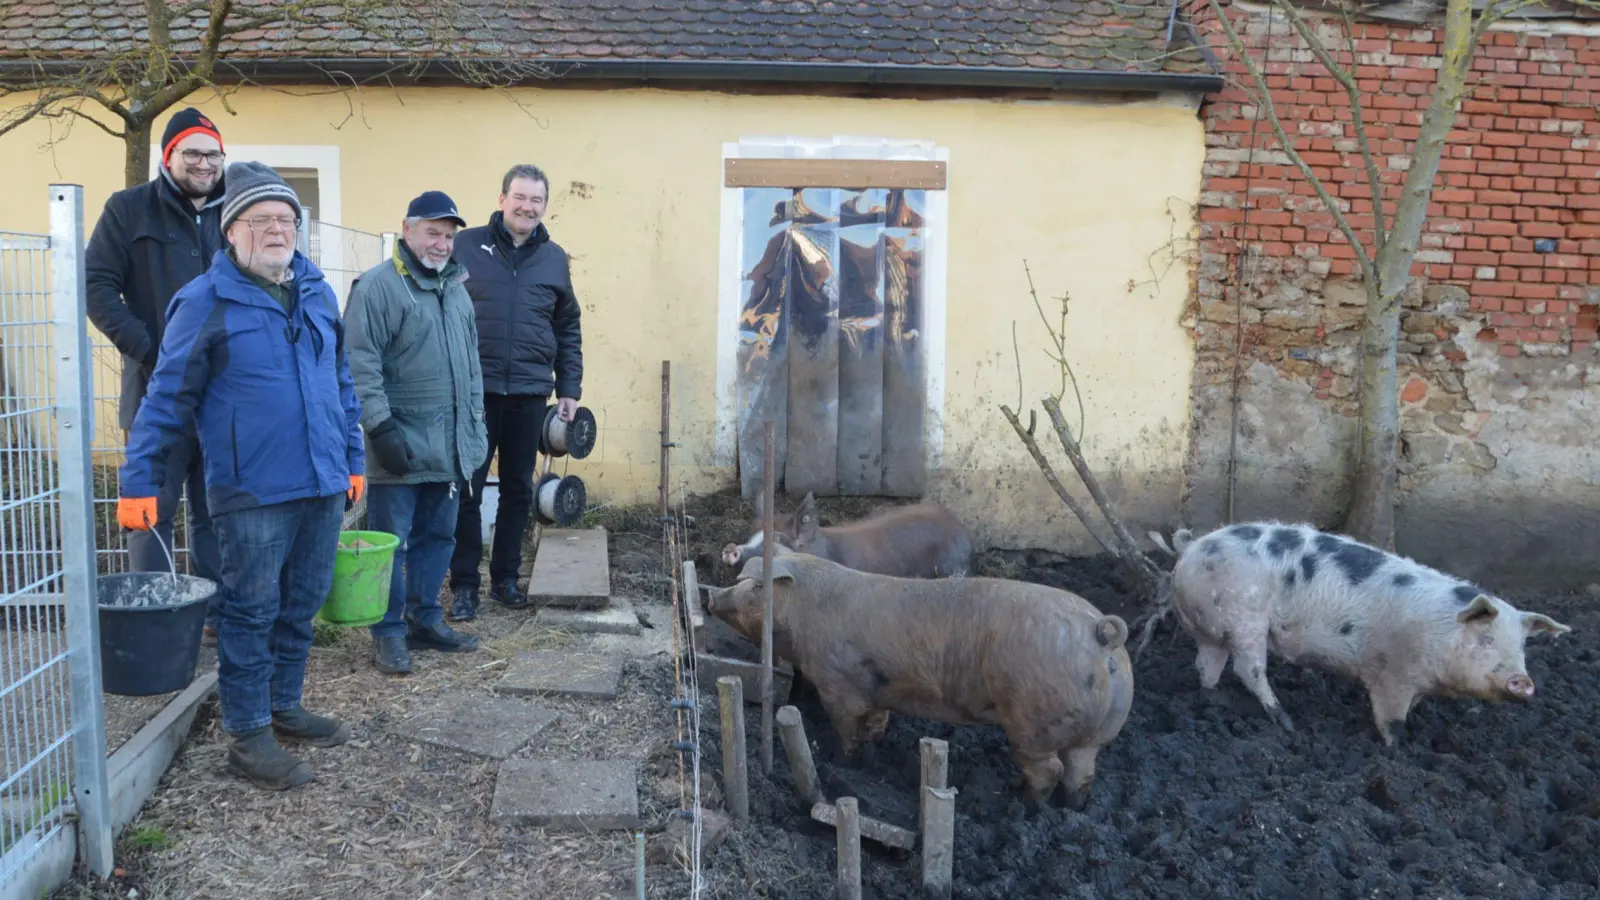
[0,185,112,890]
[301,219,384,313]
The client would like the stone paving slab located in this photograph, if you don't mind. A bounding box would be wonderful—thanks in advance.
[388,690,559,760]
[530,528,611,609]
[494,650,623,700]
[537,595,642,636]
[489,759,640,830]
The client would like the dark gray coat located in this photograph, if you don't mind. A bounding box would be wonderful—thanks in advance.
[344,245,488,485]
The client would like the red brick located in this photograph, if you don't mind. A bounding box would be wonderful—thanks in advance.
[1473,281,1518,297]
[1515,284,1560,299]
[1522,222,1567,238]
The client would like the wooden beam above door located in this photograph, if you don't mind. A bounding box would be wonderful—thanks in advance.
[724,158,947,190]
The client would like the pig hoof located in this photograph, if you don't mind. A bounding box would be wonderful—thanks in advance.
[1271,706,1295,733]
[1050,783,1090,812]
[1382,720,1405,747]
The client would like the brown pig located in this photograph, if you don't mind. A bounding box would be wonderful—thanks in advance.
[702,551,1134,812]
[720,491,972,579]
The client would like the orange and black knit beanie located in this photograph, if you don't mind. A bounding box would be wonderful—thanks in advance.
[160,108,224,168]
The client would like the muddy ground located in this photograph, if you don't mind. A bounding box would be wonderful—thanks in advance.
[680,489,1600,900]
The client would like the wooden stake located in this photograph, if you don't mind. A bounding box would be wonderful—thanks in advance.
[918,737,948,838]
[921,786,956,899]
[682,559,705,653]
[836,796,862,900]
[717,675,749,820]
[759,419,776,775]
[777,705,821,806]
[659,360,671,519]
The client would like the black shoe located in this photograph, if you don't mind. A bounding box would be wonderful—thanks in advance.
[491,579,536,611]
[373,635,412,674]
[271,706,352,748]
[450,586,480,621]
[227,727,313,791]
[407,620,480,653]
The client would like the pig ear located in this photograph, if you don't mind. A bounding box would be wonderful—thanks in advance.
[770,553,801,584]
[1456,594,1499,626]
[1521,612,1572,638]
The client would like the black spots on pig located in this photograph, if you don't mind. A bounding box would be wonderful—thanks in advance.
[1299,553,1319,583]
[1084,672,1098,691]
[1284,568,1297,589]
[859,659,890,694]
[1453,584,1485,606]
[1229,524,1264,542]
[1339,622,1355,636]
[1314,533,1346,555]
[1329,542,1386,585]
[1392,573,1416,588]
[1201,538,1224,558]
[1266,527,1305,559]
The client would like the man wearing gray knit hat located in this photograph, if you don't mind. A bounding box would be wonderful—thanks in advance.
[119,159,367,791]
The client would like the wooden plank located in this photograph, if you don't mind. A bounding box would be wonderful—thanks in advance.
[725,158,947,190]
[528,528,611,609]
[783,188,840,496]
[809,800,917,850]
[836,191,887,495]
[881,189,928,497]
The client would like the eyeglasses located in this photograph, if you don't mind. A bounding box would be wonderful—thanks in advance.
[241,215,299,233]
[179,150,225,166]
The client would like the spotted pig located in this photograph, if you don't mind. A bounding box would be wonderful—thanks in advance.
[1159,521,1571,745]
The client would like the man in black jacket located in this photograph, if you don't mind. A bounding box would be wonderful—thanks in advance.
[86,107,226,628]
[448,164,584,620]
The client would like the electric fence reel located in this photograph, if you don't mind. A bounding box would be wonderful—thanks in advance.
[533,404,597,527]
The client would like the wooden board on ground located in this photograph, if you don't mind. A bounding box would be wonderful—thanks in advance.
[810,800,917,850]
[530,528,611,610]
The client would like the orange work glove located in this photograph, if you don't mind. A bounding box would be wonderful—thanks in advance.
[347,474,366,505]
[118,497,158,531]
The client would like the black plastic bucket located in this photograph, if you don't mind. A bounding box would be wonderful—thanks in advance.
[97,572,217,697]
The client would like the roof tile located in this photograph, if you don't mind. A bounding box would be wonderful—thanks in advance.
[0,0,1213,78]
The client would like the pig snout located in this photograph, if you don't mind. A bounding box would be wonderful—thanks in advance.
[1507,673,1535,698]
[721,543,744,567]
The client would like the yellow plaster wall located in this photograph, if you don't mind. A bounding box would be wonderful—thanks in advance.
[0,84,1205,551]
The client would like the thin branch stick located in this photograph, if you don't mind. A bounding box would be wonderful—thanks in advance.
[997,404,1120,556]
[1207,0,1379,285]
[1039,397,1164,586]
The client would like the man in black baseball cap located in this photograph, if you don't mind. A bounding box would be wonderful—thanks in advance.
[342,190,487,675]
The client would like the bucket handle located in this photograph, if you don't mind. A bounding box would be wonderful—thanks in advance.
[146,515,179,587]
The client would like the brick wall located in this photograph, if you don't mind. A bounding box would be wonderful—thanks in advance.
[1182,0,1600,505]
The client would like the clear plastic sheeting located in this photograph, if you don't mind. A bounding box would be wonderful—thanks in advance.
[736,188,928,503]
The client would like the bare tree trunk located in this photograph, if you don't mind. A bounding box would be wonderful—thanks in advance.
[123,117,153,189]
[1342,0,1479,549]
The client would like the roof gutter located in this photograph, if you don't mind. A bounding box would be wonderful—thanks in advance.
[0,57,1225,95]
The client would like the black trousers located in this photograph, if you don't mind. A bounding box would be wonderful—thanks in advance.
[450,393,547,592]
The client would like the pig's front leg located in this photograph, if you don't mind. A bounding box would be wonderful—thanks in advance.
[1367,682,1421,746]
[1051,745,1100,812]
[862,709,891,744]
[822,694,873,757]
[1013,750,1065,815]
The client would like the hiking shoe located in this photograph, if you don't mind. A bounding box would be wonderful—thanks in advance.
[373,635,412,675]
[271,706,352,748]
[407,621,480,653]
[449,586,480,622]
[227,727,313,791]
[491,579,536,611]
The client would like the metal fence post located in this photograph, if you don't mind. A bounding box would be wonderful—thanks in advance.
[50,183,113,877]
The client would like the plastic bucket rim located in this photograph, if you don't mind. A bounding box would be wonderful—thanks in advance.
[336,530,401,557]
[96,572,219,613]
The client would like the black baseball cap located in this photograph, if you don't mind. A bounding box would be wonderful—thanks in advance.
[406,190,467,226]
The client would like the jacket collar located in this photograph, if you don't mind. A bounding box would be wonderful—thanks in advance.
[488,210,549,258]
[209,249,323,309]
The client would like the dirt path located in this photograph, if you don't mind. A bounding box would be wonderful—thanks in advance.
[53,514,705,900]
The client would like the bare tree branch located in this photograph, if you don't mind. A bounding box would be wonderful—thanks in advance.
[1207,0,1380,284]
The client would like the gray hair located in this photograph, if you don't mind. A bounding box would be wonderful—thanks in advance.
[501,164,549,196]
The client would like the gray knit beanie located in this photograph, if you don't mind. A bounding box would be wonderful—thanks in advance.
[220,161,302,232]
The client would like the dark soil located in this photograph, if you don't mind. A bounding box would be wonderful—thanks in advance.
[677,488,1600,900]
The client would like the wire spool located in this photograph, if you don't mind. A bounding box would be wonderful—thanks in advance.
[541,405,597,459]
[535,472,587,526]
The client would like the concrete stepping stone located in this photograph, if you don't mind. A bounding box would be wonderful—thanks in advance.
[388,690,558,760]
[489,759,640,830]
[495,650,623,700]
[537,595,642,636]
[529,528,611,610]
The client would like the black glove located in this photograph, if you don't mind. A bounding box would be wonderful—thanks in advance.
[368,418,415,475]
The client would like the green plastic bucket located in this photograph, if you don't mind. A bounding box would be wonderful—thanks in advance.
[317,530,400,627]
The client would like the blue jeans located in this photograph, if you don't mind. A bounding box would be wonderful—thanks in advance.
[127,433,222,626]
[211,494,343,734]
[367,482,459,639]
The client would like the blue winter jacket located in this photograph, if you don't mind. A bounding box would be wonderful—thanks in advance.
[120,249,365,515]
